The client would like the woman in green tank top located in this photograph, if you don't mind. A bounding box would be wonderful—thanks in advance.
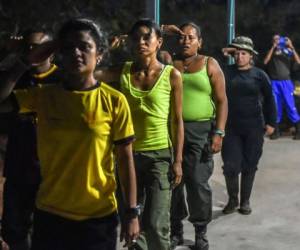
[162,22,228,250]
[95,19,184,250]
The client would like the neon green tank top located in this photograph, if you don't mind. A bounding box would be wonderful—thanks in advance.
[183,57,215,121]
[120,62,173,151]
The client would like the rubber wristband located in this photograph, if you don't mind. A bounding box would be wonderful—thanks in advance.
[214,129,225,137]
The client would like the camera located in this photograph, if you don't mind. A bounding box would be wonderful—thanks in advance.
[277,36,293,56]
[278,36,287,49]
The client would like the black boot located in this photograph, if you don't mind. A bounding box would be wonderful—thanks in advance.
[171,234,184,250]
[223,175,239,214]
[194,226,209,250]
[239,172,256,215]
[293,121,300,140]
[270,124,280,140]
[7,239,30,250]
[170,220,184,250]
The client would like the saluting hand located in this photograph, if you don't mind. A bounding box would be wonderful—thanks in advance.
[161,25,185,36]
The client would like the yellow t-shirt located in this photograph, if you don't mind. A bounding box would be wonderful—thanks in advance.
[14,82,134,220]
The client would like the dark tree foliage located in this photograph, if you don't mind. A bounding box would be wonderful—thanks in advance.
[0,0,299,65]
[161,0,300,64]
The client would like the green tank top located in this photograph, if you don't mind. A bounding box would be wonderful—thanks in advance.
[120,62,173,151]
[182,57,215,121]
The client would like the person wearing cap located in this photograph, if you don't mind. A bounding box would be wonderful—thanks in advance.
[263,35,300,139]
[221,36,276,215]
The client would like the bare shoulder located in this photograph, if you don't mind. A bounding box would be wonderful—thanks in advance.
[94,65,124,83]
[207,56,220,67]
[170,67,182,79]
[206,56,222,76]
[170,67,182,88]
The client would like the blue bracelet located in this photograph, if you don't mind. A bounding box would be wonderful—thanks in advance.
[214,129,225,137]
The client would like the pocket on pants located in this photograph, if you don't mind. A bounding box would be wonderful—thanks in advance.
[159,174,171,190]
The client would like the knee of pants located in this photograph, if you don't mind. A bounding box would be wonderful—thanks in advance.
[185,161,214,184]
[185,182,212,212]
[144,210,170,237]
[223,164,240,177]
[143,216,170,239]
[241,166,257,175]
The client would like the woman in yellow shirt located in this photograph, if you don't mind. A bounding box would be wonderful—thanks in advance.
[0,18,139,250]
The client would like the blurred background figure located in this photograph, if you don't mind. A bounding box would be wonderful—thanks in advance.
[0,27,60,250]
[263,34,300,139]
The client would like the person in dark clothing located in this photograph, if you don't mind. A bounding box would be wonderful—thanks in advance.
[0,28,60,250]
[222,36,276,215]
[292,65,300,114]
[263,34,300,139]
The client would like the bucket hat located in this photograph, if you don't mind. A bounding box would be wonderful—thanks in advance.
[229,36,258,55]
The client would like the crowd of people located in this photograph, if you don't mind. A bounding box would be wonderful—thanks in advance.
[0,16,299,250]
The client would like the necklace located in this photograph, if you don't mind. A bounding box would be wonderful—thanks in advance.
[183,54,198,72]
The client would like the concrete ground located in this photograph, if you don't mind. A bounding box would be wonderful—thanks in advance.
[120,137,300,250]
[1,135,298,249]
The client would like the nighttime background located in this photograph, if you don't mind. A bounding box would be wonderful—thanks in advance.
[0,1,300,245]
[0,0,300,66]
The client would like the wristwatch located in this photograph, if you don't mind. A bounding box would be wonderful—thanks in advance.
[125,205,141,219]
[214,129,225,138]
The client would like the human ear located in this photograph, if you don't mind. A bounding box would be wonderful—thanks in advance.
[198,38,203,50]
[96,53,103,65]
[157,37,163,50]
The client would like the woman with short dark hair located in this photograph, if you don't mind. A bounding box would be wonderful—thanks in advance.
[0,18,139,250]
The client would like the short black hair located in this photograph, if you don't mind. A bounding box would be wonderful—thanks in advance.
[57,18,107,53]
[180,22,201,38]
[129,18,162,38]
[22,27,53,41]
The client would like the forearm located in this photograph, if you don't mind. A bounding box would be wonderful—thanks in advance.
[171,117,184,163]
[263,47,275,65]
[214,97,228,131]
[117,144,137,209]
[292,48,300,64]
[0,61,27,102]
[264,96,277,127]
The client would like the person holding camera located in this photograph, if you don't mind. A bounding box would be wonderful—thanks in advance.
[263,34,300,139]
